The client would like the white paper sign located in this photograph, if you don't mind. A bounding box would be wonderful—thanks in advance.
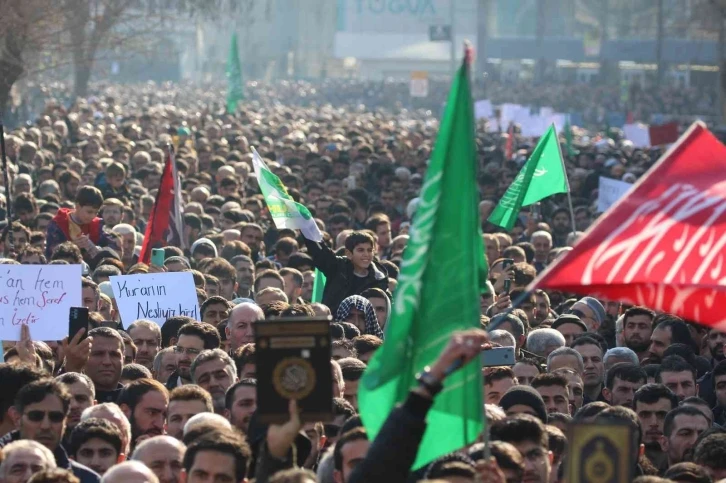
[0,265,82,341]
[110,272,199,326]
[597,177,633,213]
[475,100,494,120]
[623,123,650,148]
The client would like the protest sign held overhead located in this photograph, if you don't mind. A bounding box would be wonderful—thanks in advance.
[111,272,199,326]
[0,264,81,341]
[533,122,726,329]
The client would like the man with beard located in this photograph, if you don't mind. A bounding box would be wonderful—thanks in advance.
[118,379,169,452]
[550,208,572,248]
[55,373,96,445]
[622,306,656,362]
[190,350,238,414]
[660,406,710,468]
[128,320,162,371]
[633,384,678,473]
[647,316,696,364]
[224,379,257,434]
[711,360,726,426]
[706,328,726,364]
[166,323,220,390]
[533,290,552,327]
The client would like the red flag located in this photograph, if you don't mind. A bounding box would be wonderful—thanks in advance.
[532,122,726,328]
[649,121,679,146]
[139,151,184,264]
[504,123,515,160]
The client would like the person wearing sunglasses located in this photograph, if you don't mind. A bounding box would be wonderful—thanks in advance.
[7,379,101,483]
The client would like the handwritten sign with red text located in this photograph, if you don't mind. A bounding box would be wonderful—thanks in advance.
[0,265,82,341]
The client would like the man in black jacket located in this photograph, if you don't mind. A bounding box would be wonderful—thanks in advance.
[303,231,388,314]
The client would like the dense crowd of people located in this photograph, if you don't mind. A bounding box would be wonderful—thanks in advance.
[4,77,717,131]
[0,78,722,483]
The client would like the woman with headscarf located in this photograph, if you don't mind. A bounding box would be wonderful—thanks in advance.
[335,295,384,340]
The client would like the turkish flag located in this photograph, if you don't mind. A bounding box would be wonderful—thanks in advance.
[532,122,726,329]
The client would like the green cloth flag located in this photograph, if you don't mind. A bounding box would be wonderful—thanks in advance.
[226,33,244,114]
[311,268,326,303]
[488,125,568,230]
[251,148,322,242]
[358,57,487,470]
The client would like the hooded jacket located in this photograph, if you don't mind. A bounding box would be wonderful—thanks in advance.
[335,295,384,339]
[303,238,388,314]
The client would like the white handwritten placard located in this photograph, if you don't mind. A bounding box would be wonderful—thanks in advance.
[597,177,633,213]
[0,265,82,341]
[110,272,199,326]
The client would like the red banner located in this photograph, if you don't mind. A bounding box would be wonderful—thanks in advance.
[533,122,726,329]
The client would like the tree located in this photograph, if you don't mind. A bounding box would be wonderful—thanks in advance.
[0,1,65,113]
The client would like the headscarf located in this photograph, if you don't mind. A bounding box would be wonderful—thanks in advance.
[335,295,384,340]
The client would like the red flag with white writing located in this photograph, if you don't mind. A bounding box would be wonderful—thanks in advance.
[532,122,726,329]
[139,150,184,264]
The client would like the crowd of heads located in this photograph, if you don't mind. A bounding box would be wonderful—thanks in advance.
[0,78,721,482]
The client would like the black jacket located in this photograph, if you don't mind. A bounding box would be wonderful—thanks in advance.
[95,383,124,404]
[348,391,433,483]
[303,238,388,313]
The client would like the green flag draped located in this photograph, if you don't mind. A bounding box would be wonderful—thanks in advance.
[311,268,326,303]
[226,33,244,114]
[358,57,487,470]
[488,125,568,230]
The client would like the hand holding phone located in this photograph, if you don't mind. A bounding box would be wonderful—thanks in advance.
[68,307,89,342]
[151,248,165,267]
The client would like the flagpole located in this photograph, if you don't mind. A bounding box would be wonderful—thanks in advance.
[554,123,577,236]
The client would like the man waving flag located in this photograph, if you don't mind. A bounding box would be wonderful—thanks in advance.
[251,148,323,242]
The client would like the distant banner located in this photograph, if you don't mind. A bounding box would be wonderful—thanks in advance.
[111,272,199,326]
[0,265,82,341]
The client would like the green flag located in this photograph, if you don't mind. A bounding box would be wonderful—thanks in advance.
[311,268,326,303]
[226,33,244,114]
[251,148,323,242]
[488,125,568,230]
[358,57,487,470]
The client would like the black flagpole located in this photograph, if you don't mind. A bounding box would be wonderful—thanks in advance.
[0,115,14,253]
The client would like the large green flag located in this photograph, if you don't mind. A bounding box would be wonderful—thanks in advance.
[226,33,244,114]
[488,125,567,230]
[358,57,487,470]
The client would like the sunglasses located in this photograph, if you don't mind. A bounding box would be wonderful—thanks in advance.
[25,410,65,423]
